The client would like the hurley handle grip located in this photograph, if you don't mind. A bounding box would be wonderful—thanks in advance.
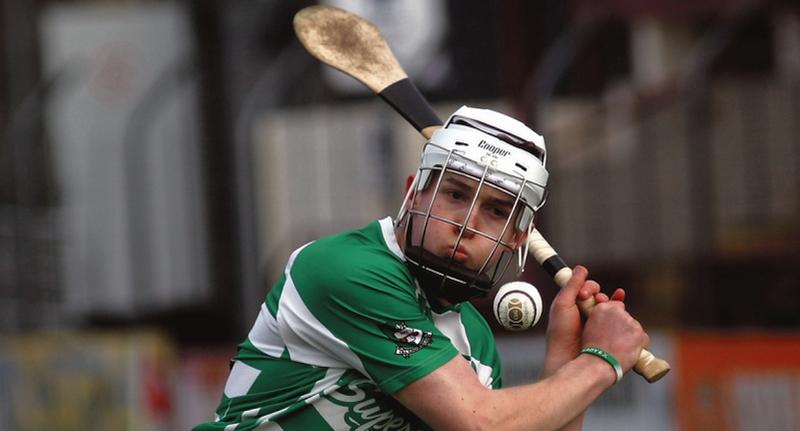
[528,229,671,383]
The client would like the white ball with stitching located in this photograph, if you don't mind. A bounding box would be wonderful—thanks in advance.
[493,281,543,331]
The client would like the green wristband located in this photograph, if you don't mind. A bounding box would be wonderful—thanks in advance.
[581,347,623,384]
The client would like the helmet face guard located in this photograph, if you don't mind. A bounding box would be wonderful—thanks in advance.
[396,106,549,306]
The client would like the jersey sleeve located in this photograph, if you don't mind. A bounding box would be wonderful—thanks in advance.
[289,240,460,395]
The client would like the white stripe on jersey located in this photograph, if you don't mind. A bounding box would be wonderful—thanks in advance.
[224,360,261,398]
[432,310,471,357]
[312,396,352,430]
[308,368,347,396]
[253,421,283,431]
[471,358,495,388]
[277,273,366,372]
[243,407,261,418]
[248,303,285,357]
[432,310,494,388]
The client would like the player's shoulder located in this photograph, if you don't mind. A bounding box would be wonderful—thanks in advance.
[295,219,399,269]
[290,218,413,297]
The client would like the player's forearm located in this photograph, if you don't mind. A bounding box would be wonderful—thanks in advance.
[544,358,587,431]
[538,371,587,431]
[395,354,614,431]
[487,354,615,431]
[540,352,589,431]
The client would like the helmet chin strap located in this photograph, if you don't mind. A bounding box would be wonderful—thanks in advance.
[403,217,492,310]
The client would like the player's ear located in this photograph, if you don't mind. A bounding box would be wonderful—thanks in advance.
[513,225,531,248]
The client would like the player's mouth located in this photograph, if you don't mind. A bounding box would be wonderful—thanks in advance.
[447,246,469,263]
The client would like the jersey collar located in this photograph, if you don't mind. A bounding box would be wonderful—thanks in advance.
[379,216,404,261]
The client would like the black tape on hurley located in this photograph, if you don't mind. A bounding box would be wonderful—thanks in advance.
[541,254,568,279]
[379,79,442,132]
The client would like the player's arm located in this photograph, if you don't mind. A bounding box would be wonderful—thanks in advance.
[395,349,619,430]
[394,267,646,431]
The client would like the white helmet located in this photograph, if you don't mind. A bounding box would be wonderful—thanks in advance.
[397,106,549,305]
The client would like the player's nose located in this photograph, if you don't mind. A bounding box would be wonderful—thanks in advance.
[453,211,480,237]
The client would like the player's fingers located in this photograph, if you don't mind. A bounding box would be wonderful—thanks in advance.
[578,280,600,301]
[606,297,626,311]
[593,292,610,303]
[558,265,588,306]
[610,288,626,302]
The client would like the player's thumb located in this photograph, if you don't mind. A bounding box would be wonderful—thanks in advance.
[555,265,587,306]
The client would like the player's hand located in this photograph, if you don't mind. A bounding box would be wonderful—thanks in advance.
[581,285,625,304]
[542,265,599,376]
[582,301,648,372]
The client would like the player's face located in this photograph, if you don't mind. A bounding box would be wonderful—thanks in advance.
[409,171,524,271]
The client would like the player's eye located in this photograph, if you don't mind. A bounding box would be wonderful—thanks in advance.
[445,189,466,201]
[489,206,509,219]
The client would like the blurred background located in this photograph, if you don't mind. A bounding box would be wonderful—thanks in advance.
[1,0,799,429]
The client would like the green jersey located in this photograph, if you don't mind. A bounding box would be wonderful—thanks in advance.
[194,217,502,431]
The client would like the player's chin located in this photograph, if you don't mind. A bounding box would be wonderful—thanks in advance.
[451,256,486,272]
